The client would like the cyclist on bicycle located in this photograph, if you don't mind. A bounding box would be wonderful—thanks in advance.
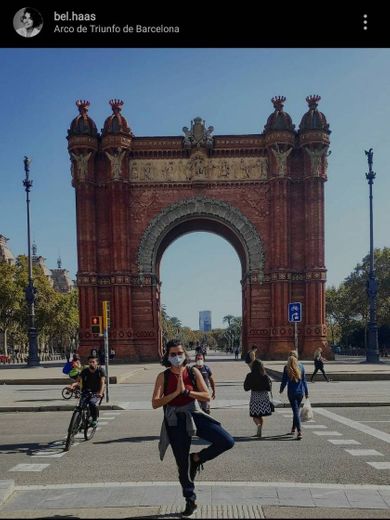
[70,354,105,427]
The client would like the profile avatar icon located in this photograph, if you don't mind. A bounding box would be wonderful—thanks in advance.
[14,8,43,38]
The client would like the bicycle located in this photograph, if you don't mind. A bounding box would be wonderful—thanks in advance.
[61,385,81,400]
[64,391,102,451]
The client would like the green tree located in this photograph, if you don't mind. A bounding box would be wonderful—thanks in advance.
[343,248,390,327]
[326,248,390,348]
[0,262,24,354]
[49,289,79,354]
[223,315,235,327]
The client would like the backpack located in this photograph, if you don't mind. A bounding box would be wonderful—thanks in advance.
[244,351,252,364]
[69,367,81,378]
[62,361,72,375]
[163,366,197,395]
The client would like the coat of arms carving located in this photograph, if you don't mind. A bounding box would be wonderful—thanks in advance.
[182,117,214,148]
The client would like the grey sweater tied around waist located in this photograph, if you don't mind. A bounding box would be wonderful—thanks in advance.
[158,399,220,461]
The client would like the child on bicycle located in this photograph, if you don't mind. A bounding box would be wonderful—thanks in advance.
[65,354,82,393]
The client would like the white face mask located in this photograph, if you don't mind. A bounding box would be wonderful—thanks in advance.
[170,355,185,367]
[196,360,204,367]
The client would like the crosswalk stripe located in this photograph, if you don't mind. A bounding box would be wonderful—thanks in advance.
[345,449,383,456]
[313,431,342,436]
[9,463,50,472]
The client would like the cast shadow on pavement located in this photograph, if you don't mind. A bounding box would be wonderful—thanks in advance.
[17,388,59,391]
[133,515,181,519]
[94,435,160,444]
[234,433,294,442]
[15,399,63,402]
[0,440,66,455]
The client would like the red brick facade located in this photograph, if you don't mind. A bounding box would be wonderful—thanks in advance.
[68,96,331,361]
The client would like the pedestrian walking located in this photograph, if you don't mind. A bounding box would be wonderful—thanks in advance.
[193,353,215,414]
[279,351,309,440]
[234,345,240,360]
[152,339,234,517]
[244,359,273,437]
[244,345,257,367]
[98,348,105,366]
[311,347,330,382]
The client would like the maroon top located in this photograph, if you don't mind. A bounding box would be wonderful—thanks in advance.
[166,367,195,406]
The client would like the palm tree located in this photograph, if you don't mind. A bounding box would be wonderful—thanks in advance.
[169,316,182,330]
[223,315,235,327]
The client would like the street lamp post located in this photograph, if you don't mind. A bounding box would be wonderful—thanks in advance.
[23,156,40,367]
[364,148,379,363]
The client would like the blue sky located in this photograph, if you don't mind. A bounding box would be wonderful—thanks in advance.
[0,49,389,329]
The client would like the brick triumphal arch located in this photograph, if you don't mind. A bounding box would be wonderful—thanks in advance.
[67,95,331,361]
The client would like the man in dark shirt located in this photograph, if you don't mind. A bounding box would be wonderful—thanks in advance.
[194,353,215,414]
[71,355,105,427]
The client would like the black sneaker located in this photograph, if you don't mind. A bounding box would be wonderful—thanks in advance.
[182,499,197,517]
[189,453,204,482]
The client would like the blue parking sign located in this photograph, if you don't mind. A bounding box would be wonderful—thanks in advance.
[288,302,302,322]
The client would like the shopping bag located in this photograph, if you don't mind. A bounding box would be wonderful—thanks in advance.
[300,399,314,422]
[269,391,283,409]
[270,396,283,408]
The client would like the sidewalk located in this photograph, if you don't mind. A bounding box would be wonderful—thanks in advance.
[1,355,390,411]
[266,357,390,381]
[0,363,148,385]
[2,354,390,384]
[2,480,390,518]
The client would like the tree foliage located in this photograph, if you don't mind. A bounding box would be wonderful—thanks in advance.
[0,255,79,356]
[326,248,390,348]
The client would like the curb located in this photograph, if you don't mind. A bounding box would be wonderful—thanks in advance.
[0,480,14,506]
[0,376,118,385]
[0,404,123,413]
[267,369,390,382]
[1,402,390,413]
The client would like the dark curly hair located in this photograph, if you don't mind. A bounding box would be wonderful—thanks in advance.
[21,8,43,28]
[161,339,190,367]
[251,359,266,376]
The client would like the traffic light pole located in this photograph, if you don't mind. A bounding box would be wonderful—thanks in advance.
[102,301,111,402]
[104,327,109,403]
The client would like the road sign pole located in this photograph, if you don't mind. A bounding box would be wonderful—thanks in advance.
[294,322,298,352]
[288,302,302,355]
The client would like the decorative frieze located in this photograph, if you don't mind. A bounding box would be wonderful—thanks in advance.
[77,274,132,286]
[249,329,270,336]
[304,325,327,336]
[133,330,156,338]
[129,156,268,183]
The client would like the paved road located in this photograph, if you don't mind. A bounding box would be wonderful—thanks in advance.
[2,406,390,486]
[2,356,390,517]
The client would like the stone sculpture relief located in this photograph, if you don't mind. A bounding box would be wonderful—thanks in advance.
[270,144,292,176]
[105,148,126,180]
[128,156,268,182]
[70,151,92,181]
[183,117,214,148]
[304,146,331,177]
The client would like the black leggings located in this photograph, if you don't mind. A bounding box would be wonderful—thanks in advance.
[311,366,329,382]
